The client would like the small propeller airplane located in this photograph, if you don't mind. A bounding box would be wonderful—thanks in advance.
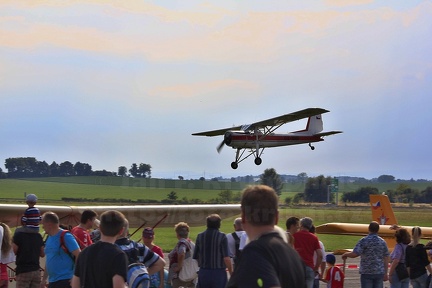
[192,108,342,169]
[316,194,432,254]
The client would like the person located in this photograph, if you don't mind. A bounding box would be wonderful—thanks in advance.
[310,225,326,288]
[41,211,81,288]
[142,227,169,288]
[388,228,411,288]
[89,218,101,243]
[406,227,432,288]
[72,210,129,288]
[227,185,306,288]
[71,209,97,248]
[0,223,15,288]
[342,221,389,288]
[321,254,344,288]
[168,222,195,288]
[285,216,300,247]
[12,217,45,288]
[115,220,166,285]
[193,214,233,288]
[226,217,245,267]
[22,193,41,232]
[293,217,323,288]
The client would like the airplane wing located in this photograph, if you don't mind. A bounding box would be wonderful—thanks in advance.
[0,204,240,228]
[314,131,343,137]
[192,107,329,137]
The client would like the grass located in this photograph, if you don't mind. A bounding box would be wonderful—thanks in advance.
[2,177,432,253]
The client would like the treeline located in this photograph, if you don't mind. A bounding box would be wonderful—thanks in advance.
[342,185,432,204]
[287,175,432,204]
[1,157,151,179]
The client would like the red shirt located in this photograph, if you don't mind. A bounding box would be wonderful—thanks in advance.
[151,245,164,258]
[325,266,344,288]
[293,230,321,269]
[71,226,93,248]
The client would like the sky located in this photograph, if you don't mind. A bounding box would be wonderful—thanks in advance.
[1,1,431,181]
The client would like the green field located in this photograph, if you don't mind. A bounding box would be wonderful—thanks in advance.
[1,177,432,252]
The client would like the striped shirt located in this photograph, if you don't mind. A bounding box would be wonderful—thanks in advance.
[22,207,41,229]
[193,228,229,269]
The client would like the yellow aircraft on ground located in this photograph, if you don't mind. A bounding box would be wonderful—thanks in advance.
[316,194,432,253]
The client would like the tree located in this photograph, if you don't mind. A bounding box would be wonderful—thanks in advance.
[138,163,151,178]
[341,186,379,203]
[129,163,139,177]
[0,168,6,179]
[118,166,128,177]
[377,175,395,183]
[178,176,184,180]
[50,161,60,177]
[167,191,178,201]
[74,162,92,176]
[59,161,74,176]
[304,175,332,202]
[297,172,308,183]
[5,157,38,177]
[260,168,283,196]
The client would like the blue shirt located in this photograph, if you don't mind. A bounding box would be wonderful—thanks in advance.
[45,229,80,282]
[353,233,389,274]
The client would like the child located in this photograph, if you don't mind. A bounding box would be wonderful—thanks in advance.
[22,194,41,232]
[321,254,344,288]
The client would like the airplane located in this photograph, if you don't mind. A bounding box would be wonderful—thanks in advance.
[315,194,432,253]
[192,108,342,169]
[0,203,241,229]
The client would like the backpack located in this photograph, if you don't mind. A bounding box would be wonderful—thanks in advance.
[178,240,199,282]
[117,240,150,288]
[231,232,242,264]
[59,229,81,261]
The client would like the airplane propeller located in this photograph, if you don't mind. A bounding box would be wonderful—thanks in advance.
[216,139,225,153]
[216,132,232,153]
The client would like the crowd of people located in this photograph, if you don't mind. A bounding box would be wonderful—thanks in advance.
[1,189,432,287]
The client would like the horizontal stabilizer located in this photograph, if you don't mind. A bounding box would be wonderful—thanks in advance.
[314,131,343,137]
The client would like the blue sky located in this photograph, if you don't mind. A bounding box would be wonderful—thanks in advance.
[1,1,431,180]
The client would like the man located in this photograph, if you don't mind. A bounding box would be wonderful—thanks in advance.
[293,217,323,288]
[342,221,389,288]
[72,210,129,288]
[71,209,97,248]
[226,217,245,267]
[227,185,305,288]
[115,220,166,276]
[41,212,81,288]
[13,218,45,288]
[193,214,233,288]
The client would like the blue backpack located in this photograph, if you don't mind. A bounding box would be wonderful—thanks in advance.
[127,263,150,288]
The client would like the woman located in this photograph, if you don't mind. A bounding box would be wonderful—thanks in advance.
[168,222,195,288]
[0,223,15,288]
[389,228,411,288]
[142,227,171,288]
[406,227,432,288]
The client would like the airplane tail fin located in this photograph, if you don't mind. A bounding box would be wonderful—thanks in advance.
[370,194,397,225]
[294,114,324,135]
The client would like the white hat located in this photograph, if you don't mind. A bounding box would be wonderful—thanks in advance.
[26,194,38,202]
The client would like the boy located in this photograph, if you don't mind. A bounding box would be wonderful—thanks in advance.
[322,254,344,288]
[72,210,128,288]
[22,194,41,232]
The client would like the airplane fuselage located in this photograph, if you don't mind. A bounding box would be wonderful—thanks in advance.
[225,131,324,149]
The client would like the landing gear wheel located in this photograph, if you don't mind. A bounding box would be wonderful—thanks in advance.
[254,157,262,165]
[309,143,315,150]
[231,162,238,169]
